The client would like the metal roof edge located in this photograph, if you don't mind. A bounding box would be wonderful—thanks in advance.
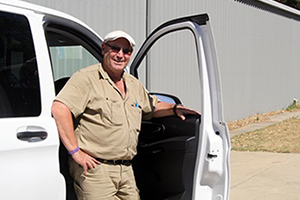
[256,0,300,16]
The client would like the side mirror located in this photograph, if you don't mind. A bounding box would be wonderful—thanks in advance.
[151,93,182,104]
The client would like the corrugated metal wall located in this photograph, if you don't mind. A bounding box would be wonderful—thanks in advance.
[146,0,300,121]
[24,0,300,122]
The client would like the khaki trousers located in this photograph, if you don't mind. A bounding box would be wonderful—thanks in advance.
[69,159,140,200]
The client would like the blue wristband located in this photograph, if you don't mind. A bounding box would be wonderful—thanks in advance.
[68,146,80,155]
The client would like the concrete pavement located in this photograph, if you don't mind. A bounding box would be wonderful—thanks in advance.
[229,111,300,200]
[230,151,300,200]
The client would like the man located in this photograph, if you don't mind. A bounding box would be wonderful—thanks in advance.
[51,30,198,200]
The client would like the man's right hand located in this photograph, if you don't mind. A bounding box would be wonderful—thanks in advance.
[52,101,101,174]
[71,150,101,174]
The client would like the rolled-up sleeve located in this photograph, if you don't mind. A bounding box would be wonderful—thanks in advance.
[55,71,90,118]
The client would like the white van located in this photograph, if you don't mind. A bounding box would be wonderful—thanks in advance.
[0,0,230,200]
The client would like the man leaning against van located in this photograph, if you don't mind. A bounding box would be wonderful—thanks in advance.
[51,30,198,200]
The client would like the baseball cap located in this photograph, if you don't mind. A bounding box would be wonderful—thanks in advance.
[103,30,136,47]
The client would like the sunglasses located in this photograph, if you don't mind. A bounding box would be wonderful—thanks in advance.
[105,43,132,55]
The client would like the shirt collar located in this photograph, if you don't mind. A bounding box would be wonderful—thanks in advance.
[98,63,110,80]
[98,62,131,81]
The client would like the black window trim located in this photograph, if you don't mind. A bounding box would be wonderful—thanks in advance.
[43,14,103,62]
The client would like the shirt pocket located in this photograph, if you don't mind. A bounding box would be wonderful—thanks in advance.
[112,102,126,125]
[128,104,142,132]
[107,99,125,126]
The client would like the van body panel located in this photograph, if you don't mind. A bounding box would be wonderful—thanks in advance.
[0,1,229,200]
[0,4,65,199]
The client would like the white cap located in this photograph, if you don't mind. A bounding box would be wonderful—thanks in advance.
[103,30,136,47]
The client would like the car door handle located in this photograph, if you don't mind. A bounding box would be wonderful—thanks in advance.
[16,126,48,142]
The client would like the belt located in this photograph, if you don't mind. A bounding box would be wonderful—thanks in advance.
[96,158,131,166]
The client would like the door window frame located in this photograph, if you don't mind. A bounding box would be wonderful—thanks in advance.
[43,15,103,81]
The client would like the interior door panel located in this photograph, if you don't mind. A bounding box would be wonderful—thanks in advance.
[132,114,201,200]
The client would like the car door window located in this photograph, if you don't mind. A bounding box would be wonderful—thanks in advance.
[0,11,41,118]
[136,30,202,113]
[46,29,100,83]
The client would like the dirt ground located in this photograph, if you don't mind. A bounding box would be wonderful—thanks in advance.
[229,109,300,153]
[227,110,286,131]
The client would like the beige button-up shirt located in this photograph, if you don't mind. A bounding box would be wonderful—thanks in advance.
[56,63,158,160]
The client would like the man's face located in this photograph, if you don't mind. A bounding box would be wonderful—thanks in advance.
[102,38,133,75]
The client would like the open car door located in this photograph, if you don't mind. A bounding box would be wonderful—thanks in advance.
[130,14,230,200]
